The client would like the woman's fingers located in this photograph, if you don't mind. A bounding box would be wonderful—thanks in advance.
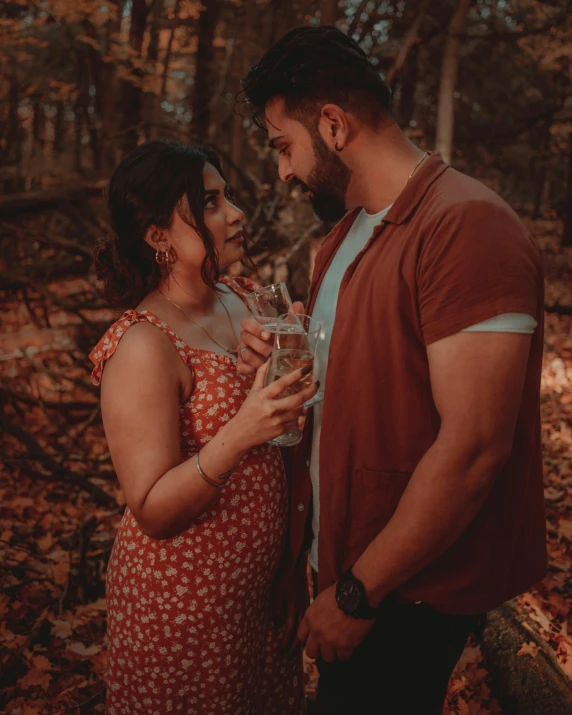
[238,318,273,368]
[272,382,318,411]
[236,317,273,375]
[251,359,270,390]
[266,366,313,399]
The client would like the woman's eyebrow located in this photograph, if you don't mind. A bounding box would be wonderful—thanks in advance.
[204,188,219,196]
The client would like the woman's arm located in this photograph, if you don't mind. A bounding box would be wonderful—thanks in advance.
[101,322,316,539]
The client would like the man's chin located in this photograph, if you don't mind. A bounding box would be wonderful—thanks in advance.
[310,197,347,223]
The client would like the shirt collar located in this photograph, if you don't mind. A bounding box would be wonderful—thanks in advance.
[382,152,449,225]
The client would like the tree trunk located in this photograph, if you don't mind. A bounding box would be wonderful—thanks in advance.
[435,0,471,164]
[52,101,65,158]
[319,0,340,26]
[118,0,150,155]
[562,132,572,246]
[32,100,45,160]
[91,0,125,176]
[191,0,220,141]
[394,42,419,128]
[143,0,164,139]
[160,0,181,97]
[229,0,258,187]
[2,79,24,193]
[481,601,572,714]
[385,0,427,87]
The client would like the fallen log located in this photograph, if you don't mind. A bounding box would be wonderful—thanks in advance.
[0,181,106,217]
[545,304,572,316]
[481,600,572,715]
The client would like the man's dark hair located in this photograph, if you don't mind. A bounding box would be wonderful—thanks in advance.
[241,26,392,130]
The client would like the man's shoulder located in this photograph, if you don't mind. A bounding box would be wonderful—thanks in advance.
[427,167,520,225]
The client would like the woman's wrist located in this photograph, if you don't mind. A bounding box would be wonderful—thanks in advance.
[211,419,250,465]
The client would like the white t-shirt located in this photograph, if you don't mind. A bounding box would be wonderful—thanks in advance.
[308,206,537,571]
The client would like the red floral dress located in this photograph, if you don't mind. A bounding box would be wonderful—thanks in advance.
[90,276,304,715]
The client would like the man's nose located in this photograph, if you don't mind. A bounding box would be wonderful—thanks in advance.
[278,157,293,183]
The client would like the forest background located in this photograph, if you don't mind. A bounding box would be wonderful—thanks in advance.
[1,0,572,713]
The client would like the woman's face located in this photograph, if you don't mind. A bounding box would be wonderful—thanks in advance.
[167,162,245,273]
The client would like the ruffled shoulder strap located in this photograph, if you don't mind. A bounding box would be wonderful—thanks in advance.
[220,274,259,306]
[89,309,191,386]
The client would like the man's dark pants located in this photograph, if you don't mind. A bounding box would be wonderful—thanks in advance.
[311,571,483,715]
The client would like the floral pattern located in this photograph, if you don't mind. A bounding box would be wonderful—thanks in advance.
[89,276,304,715]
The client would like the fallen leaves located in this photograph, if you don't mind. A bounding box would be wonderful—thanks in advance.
[67,642,101,657]
[0,220,570,715]
[517,642,539,658]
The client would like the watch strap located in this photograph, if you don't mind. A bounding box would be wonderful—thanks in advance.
[335,567,378,620]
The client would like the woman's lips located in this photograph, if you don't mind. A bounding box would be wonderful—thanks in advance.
[226,232,244,243]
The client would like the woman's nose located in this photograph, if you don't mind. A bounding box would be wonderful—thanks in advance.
[229,202,244,225]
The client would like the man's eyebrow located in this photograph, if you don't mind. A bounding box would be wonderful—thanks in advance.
[269,135,285,149]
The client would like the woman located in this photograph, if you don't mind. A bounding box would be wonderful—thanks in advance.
[90,141,317,714]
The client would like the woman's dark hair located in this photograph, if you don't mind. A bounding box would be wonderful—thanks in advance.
[94,141,249,309]
[240,26,392,131]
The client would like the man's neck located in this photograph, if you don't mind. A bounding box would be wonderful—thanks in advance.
[345,125,426,215]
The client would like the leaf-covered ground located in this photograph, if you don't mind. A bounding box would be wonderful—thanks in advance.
[1,221,571,714]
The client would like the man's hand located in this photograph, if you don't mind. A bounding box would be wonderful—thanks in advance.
[237,300,305,376]
[297,584,374,663]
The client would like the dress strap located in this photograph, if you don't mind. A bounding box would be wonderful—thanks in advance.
[89,309,191,386]
[220,275,259,308]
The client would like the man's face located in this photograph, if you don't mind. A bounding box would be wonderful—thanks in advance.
[265,97,351,222]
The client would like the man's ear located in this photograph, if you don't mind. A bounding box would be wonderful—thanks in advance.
[318,103,350,152]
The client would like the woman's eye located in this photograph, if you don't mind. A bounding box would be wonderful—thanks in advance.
[204,197,216,208]
[225,191,234,203]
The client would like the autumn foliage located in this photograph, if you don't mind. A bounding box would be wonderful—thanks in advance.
[1,0,572,712]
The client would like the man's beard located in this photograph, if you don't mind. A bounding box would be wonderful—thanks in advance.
[294,133,352,222]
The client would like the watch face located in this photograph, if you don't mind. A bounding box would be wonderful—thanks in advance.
[340,579,362,612]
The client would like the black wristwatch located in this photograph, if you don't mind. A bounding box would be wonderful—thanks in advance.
[335,567,378,620]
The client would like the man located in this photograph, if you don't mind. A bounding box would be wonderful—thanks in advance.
[237,26,547,714]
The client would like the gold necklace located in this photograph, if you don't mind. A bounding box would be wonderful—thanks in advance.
[406,151,428,183]
[158,290,239,357]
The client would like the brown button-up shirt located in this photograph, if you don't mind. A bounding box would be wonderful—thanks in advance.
[286,153,547,615]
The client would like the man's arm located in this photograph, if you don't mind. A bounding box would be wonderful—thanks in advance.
[352,329,532,606]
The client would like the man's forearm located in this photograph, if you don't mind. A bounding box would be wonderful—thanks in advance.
[352,435,507,607]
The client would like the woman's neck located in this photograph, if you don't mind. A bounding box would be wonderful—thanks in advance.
[157,272,218,317]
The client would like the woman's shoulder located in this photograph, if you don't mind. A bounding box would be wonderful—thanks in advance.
[89,310,180,386]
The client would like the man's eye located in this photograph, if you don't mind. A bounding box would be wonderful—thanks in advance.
[278,147,287,156]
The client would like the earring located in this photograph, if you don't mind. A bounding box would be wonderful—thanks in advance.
[155,249,170,264]
[334,142,343,152]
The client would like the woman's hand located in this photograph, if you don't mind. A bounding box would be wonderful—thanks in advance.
[237,300,305,376]
[225,358,317,451]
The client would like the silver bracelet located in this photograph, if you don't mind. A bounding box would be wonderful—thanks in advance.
[195,453,232,489]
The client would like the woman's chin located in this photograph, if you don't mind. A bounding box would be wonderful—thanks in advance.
[223,245,245,264]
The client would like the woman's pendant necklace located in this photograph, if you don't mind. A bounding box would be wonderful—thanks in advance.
[158,290,239,357]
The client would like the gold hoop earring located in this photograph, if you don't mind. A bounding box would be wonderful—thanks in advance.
[155,249,168,264]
